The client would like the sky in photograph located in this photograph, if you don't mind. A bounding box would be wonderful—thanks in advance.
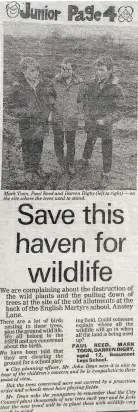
[4,21,138,40]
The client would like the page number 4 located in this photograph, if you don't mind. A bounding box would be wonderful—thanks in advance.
[103,6,117,22]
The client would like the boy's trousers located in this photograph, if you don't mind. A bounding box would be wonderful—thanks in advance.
[53,128,76,167]
[83,125,112,174]
[20,126,44,172]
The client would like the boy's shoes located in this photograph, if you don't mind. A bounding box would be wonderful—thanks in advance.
[36,166,48,180]
[25,171,35,184]
[45,174,58,190]
[78,158,89,168]
[25,171,40,185]
[56,173,70,190]
[68,165,75,176]
[99,172,110,189]
[58,164,65,174]
[57,159,65,174]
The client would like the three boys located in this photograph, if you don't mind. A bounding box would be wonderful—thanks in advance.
[8,55,124,189]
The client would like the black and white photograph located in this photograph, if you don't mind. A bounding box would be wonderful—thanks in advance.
[2,22,137,190]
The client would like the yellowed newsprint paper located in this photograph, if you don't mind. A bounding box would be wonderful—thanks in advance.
[0,1,138,412]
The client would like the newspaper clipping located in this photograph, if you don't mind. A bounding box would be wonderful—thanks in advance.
[0,1,137,412]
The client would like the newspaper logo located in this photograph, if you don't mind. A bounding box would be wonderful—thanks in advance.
[118,6,134,22]
[6,1,20,18]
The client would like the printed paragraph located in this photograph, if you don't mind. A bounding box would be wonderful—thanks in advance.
[0,285,134,317]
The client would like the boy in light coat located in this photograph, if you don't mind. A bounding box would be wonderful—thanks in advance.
[49,57,83,177]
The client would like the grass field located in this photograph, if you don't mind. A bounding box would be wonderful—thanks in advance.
[2,24,137,190]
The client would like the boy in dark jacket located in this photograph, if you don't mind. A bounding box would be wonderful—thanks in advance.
[78,56,124,188]
[8,57,51,184]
